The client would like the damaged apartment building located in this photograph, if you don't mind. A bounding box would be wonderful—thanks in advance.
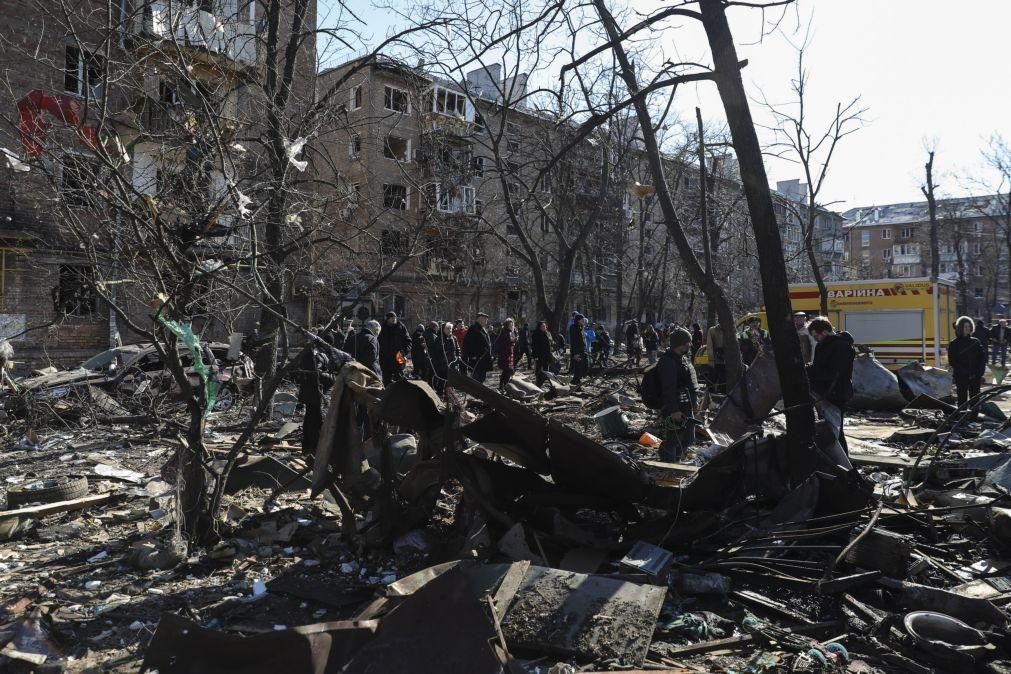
[316,54,850,328]
[0,0,315,368]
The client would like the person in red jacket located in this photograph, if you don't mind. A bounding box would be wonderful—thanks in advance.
[497,317,518,391]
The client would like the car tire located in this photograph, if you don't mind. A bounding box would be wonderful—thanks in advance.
[6,475,89,508]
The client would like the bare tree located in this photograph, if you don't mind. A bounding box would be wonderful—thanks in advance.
[922,149,940,279]
[763,30,865,315]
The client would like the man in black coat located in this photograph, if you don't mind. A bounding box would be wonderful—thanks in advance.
[657,328,699,462]
[973,318,990,355]
[296,332,349,456]
[531,320,553,386]
[378,311,410,385]
[568,313,588,385]
[462,312,493,383]
[807,316,855,462]
[355,320,382,378]
[949,316,987,407]
[517,323,531,369]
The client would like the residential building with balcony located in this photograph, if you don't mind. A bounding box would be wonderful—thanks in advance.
[0,0,315,366]
[843,195,1008,317]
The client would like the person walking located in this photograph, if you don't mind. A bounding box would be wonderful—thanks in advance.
[568,313,588,385]
[430,322,459,394]
[497,318,518,390]
[296,332,344,456]
[378,311,410,386]
[974,318,990,357]
[463,312,493,383]
[531,320,554,386]
[597,328,612,367]
[949,316,987,408]
[991,319,1009,366]
[643,323,660,365]
[517,323,531,369]
[355,320,382,378]
[793,311,815,364]
[657,328,699,462]
[807,316,855,462]
[410,324,429,381]
[625,321,642,366]
[452,319,468,347]
[690,323,704,362]
[706,323,727,393]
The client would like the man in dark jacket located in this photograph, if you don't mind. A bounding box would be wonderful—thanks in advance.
[517,323,531,370]
[991,319,1009,366]
[378,311,410,385]
[463,312,493,383]
[531,320,553,386]
[973,318,990,355]
[690,323,704,362]
[949,316,987,407]
[296,332,348,456]
[625,321,642,366]
[657,328,698,462]
[410,324,429,381]
[342,323,357,358]
[355,320,382,378]
[807,316,855,461]
[568,313,588,385]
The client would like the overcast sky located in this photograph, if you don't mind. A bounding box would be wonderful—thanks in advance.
[322,0,1011,210]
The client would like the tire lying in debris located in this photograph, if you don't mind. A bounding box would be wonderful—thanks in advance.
[6,475,89,508]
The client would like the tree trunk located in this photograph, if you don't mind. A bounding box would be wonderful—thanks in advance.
[923,151,940,280]
[803,222,829,315]
[593,0,744,389]
[700,0,815,482]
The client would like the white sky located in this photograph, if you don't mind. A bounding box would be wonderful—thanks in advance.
[322,0,1011,210]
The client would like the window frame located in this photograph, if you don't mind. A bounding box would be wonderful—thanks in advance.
[350,84,363,110]
[881,228,892,240]
[383,85,410,114]
[382,135,411,162]
[382,183,408,211]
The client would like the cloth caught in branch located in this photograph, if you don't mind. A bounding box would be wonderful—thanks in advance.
[155,315,220,414]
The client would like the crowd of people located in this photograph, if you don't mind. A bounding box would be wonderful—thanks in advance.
[293,307,999,473]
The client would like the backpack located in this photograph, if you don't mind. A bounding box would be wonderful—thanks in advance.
[639,353,670,410]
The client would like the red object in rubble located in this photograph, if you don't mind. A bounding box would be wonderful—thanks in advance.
[16,89,100,157]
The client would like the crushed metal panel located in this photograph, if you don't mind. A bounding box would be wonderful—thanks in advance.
[500,566,666,665]
[461,412,551,473]
[141,612,376,674]
[547,420,651,502]
[342,567,503,674]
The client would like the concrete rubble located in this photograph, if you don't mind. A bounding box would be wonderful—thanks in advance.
[1,349,1010,672]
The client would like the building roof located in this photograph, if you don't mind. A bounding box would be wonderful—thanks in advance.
[843,194,999,229]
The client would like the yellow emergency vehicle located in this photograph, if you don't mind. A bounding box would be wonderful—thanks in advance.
[695,278,956,371]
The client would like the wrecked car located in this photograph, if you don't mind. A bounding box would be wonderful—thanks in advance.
[1,341,252,416]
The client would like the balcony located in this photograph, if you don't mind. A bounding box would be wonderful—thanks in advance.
[131,1,256,67]
[892,253,922,265]
[819,239,844,254]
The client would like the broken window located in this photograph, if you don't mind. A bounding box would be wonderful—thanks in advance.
[349,134,361,158]
[472,155,485,177]
[383,183,407,210]
[54,264,97,317]
[384,85,409,113]
[507,138,521,154]
[380,230,409,256]
[383,135,410,162]
[64,45,103,98]
[60,154,98,208]
[350,84,363,110]
[159,80,179,105]
[432,86,467,118]
[900,227,914,239]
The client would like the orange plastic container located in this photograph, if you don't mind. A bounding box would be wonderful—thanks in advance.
[639,432,661,448]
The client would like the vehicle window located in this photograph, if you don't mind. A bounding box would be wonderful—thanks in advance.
[80,349,120,371]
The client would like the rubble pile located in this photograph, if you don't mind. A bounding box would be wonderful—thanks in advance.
[1,352,1010,673]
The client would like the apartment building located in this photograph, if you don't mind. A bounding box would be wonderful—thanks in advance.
[773,179,847,281]
[0,1,316,366]
[843,196,1008,316]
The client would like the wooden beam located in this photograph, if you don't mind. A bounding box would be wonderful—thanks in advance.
[0,492,112,520]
